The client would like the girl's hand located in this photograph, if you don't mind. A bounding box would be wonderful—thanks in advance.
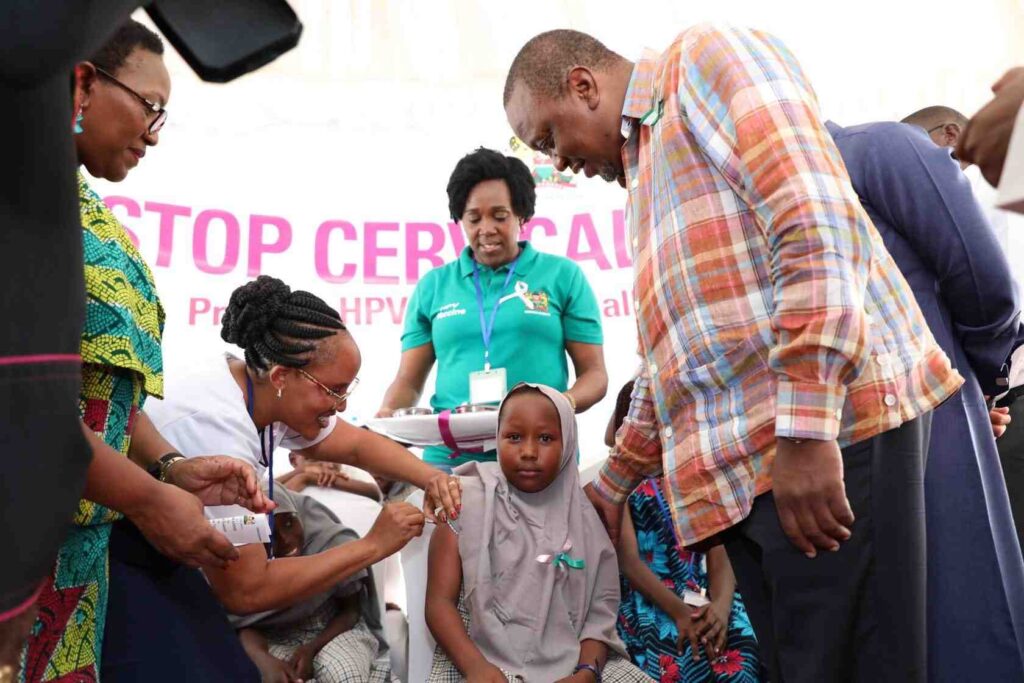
[465,660,508,682]
[287,643,317,680]
[671,604,704,662]
[691,603,728,658]
[252,652,302,683]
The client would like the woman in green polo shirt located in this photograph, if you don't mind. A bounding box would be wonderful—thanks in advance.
[378,148,608,470]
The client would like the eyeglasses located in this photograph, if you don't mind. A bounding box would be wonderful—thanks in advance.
[296,369,359,406]
[95,66,168,135]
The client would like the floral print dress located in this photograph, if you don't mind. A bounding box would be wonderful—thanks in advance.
[21,174,164,682]
[617,480,761,683]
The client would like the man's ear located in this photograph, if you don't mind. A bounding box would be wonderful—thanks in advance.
[943,122,963,148]
[567,66,601,111]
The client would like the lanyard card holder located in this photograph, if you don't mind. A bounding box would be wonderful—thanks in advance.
[469,367,507,406]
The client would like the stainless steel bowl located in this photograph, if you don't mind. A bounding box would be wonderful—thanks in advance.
[392,407,434,417]
[453,404,498,414]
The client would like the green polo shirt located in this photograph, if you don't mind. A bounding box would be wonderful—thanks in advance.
[402,241,603,466]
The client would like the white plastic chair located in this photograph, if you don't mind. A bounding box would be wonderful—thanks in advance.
[401,490,437,683]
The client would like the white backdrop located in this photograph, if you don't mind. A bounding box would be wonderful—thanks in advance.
[93,0,1024,468]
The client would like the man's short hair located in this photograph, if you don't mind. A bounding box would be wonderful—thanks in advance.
[901,105,968,131]
[503,29,621,106]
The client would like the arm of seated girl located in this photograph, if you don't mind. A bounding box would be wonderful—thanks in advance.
[689,545,734,656]
[425,523,506,681]
[552,639,606,683]
[238,627,301,683]
[566,554,618,682]
[616,506,704,661]
[287,592,362,680]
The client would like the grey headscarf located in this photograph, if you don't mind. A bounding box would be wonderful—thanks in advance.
[453,383,626,681]
[229,487,385,651]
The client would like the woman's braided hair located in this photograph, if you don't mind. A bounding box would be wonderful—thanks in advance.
[221,275,345,372]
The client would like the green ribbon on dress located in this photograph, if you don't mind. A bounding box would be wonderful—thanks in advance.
[536,540,586,570]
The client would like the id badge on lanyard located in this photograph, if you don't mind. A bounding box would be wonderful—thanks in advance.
[470,258,518,405]
[469,367,507,405]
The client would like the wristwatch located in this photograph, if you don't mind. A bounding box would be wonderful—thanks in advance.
[147,452,186,482]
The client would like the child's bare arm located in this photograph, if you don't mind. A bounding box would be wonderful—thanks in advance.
[238,628,301,683]
[287,592,362,678]
[311,592,361,651]
[558,639,607,683]
[331,476,384,501]
[425,524,505,680]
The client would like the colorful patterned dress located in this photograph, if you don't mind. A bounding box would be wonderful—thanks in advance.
[617,480,761,683]
[21,174,164,682]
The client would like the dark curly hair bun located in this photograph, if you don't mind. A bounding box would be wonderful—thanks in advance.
[221,275,345,371]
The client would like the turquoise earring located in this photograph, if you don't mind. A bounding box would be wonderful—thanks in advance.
[74,112,84,135]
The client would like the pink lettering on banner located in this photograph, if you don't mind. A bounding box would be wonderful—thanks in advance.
[366,297,386,322]
[315,220,357,284]
[193,209,241,275]
[337,297,410,326]
[189,298,211,324]
[387,297,409,325]
[248,214,292,277]
[364,222,400,285]
[338,297,362,325]
[522,216,556,244]
[103,196,141,247]
[567,213,612,270]
[405,223,445,283]
[187,298,227,325]
[145,202,191,267]
[612,209,633,268]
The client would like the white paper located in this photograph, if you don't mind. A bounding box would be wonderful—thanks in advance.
[209,513,272,546]
[683,589,711,608]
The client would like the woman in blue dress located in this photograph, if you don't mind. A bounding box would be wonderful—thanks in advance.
[608,382,761,682]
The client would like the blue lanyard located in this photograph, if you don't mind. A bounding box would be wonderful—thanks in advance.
[245,373,275,559]
[471,257,518,371]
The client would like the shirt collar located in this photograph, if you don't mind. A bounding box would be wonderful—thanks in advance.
[621,50,661,122]
[459,240,536,278]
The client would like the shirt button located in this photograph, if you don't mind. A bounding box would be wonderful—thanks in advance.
[876,354,889,365]
[835,408,843,421]
[649,363,658,374]
[634,299,641,311]
[884,394,897,407]
[630,177,639,189]
[865,313,875,325]
[664,426,673,437]
[632,236,639,248]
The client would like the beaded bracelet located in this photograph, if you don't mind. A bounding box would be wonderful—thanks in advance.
[573,662,601,681]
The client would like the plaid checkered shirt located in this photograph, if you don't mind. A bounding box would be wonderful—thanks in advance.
[593,24,963,545]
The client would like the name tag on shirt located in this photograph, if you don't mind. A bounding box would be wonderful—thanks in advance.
[469,367,507,405]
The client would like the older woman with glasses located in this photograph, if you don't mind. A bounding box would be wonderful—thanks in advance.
[143,277,460,654]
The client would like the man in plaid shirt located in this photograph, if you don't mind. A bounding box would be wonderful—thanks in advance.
[504,25,963,682]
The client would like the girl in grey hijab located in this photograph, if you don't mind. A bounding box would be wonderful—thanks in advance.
[233,487,392,682]
[426,383,651,682]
